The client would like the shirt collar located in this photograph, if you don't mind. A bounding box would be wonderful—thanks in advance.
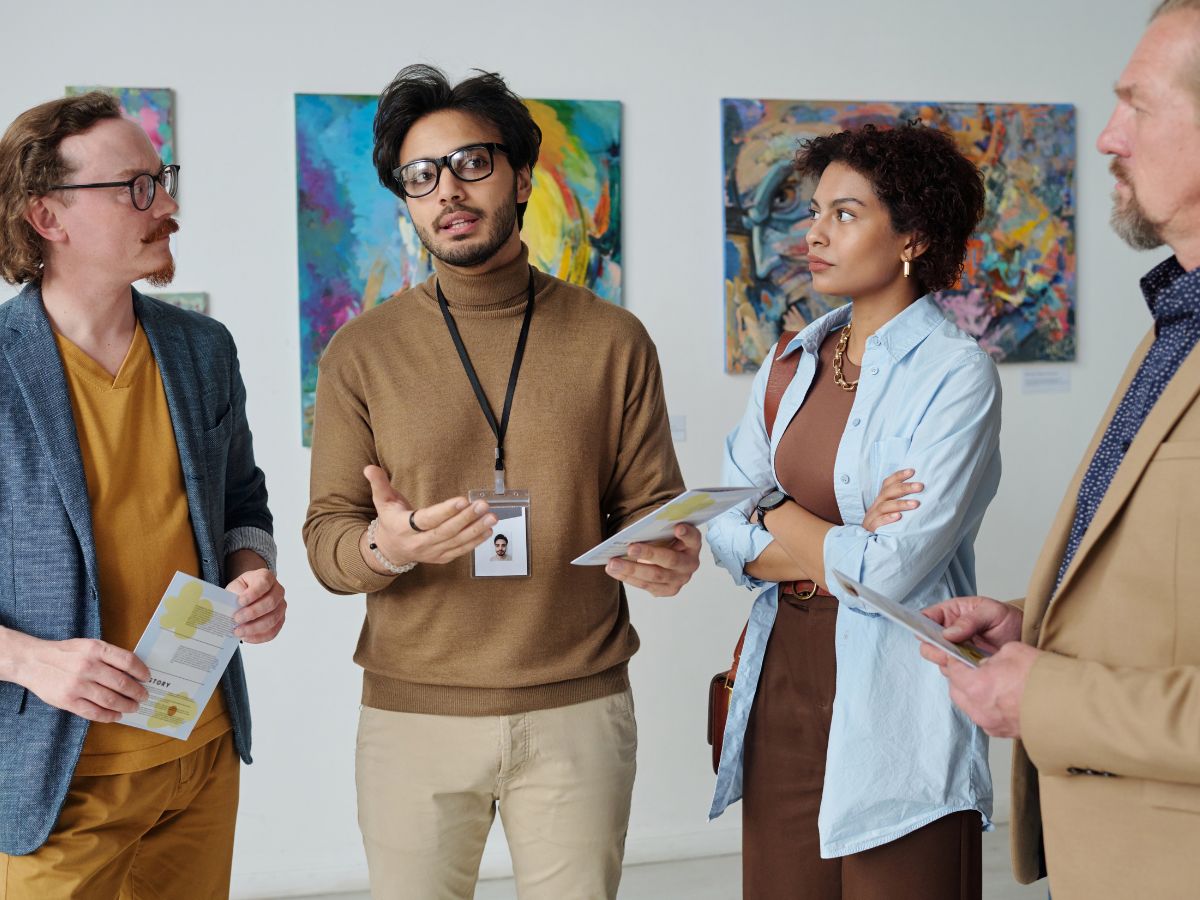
[780,295,947,362]
[1140,255,1200,327]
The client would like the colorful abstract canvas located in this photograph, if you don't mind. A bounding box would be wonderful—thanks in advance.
[67,86,175,164]
[722,99,1076,372]
[149,292,208,314]
[296,94,621,445]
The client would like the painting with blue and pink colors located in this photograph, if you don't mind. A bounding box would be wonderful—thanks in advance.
[67,86,175,164]
[722,98,1076,372]
[295,93,621,445]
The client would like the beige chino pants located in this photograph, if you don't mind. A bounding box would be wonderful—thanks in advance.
[355,690,637,900]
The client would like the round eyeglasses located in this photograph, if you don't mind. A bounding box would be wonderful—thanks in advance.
[392,143,508,199]
[47,164,180,211]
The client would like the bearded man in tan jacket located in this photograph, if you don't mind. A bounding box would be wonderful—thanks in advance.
[918,3,1200,898]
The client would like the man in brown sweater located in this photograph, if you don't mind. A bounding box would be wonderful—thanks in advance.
[303,65,699,900]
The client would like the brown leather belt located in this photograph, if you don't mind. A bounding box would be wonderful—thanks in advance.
[780,580,835,599]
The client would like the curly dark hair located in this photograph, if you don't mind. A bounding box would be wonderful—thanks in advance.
[0,91,122,285]
[373,64,542,227]
[794,122,985,293]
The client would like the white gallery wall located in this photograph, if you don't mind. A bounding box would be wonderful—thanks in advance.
[1,0,1158,895]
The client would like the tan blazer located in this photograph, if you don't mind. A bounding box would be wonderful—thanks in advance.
[1011,331,1200,899]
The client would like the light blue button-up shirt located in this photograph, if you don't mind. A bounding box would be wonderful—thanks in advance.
[707,296,1000,857]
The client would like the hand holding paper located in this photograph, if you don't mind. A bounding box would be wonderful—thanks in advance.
[921,595,1023,655]
[9,636,149,723]
[605,523,702,597]
[573,487,763,566]
[225,563,287,643]
[832,572,993,668]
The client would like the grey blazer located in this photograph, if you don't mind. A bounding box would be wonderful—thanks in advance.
[0,282,275,855]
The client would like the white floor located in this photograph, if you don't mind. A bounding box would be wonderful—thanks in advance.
[289,823,1046,900]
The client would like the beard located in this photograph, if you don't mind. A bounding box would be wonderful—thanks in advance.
[142,257,175,287]
[141,218,178,286]
[1109,160,1164,250]
[414,188,519,268]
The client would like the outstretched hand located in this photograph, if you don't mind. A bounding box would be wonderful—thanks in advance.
[361,465,497,571]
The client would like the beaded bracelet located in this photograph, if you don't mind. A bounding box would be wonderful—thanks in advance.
[366,518,417,575]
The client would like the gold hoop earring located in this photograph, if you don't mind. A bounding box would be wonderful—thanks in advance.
[902,257,911,279]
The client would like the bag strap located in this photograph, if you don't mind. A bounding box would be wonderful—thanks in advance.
[727,332,801,685]
[763,331,800,440]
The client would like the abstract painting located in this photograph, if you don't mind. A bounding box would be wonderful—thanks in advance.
[296,93,621,445]
[722,99,1076,372]
[67,86,175,164]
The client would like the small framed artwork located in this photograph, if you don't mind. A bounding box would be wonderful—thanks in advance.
[469,490,530,578]
[148,291,208,314]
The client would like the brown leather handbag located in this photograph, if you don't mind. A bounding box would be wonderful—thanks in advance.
[707,332,800,774]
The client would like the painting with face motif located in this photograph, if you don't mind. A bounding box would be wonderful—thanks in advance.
[66,86,175,165]
[295,93,621,446]
[722,98,1076,372]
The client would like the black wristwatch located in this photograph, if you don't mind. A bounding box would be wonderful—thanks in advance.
[754,489,791,528]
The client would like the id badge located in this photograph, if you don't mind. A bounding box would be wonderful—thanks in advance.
[469,488,531,578]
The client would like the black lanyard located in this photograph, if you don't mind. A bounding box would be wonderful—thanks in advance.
[436,267,536,493]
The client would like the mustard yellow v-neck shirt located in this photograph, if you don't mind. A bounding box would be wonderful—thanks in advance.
[55,323,230,775]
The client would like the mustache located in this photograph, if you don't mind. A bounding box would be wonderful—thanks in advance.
[142,218,180,244]
[434,204,484,228]
[1110,159,1128,182]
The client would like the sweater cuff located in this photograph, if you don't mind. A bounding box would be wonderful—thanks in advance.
[224,526,277,572]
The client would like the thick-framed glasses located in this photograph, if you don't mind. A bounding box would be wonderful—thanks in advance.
[46,164,180,211]
[393,143,508,198]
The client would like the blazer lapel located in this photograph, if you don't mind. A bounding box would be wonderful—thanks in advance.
[1023,332,1153,641]
[1050,333,1200,617]
[1,284,98,585]
[135,293,217,560]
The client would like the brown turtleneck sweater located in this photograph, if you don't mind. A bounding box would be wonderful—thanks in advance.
[303,245,684,716]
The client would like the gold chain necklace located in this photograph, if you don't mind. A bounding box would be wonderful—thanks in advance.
[832,323,859,392]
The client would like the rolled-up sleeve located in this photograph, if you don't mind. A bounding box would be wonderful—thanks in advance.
[823,348,1002,609]
[706,354,775,590]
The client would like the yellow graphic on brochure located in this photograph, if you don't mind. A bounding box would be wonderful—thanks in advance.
[147,691,198,729]
[656,493,716,522]
[160,581,213,639]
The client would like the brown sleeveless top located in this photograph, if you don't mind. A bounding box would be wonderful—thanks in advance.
[774,328,860,526]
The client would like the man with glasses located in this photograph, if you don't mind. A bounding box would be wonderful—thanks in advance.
[0,92,285,898]
[304,65,699,899]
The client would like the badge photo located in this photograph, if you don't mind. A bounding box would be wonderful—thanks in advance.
[470,489,531,578]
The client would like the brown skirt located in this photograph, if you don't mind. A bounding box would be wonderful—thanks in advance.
[742,594,981,900]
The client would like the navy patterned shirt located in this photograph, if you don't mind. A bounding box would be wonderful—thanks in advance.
[1057,256,1200,588]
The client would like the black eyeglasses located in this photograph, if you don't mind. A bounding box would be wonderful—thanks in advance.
[47,164,180,211]
[393,144,508,198]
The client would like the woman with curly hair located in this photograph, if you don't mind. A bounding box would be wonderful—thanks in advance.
[707,122,1000,900]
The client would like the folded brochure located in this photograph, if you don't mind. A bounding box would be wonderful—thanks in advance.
[832,571,991,668]
[572,486,763,565]
[118,571,242,740]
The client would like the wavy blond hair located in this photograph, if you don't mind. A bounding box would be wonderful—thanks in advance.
[0,92,122,285]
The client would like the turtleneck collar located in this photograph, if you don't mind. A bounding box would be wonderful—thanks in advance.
[428,242,534,313]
